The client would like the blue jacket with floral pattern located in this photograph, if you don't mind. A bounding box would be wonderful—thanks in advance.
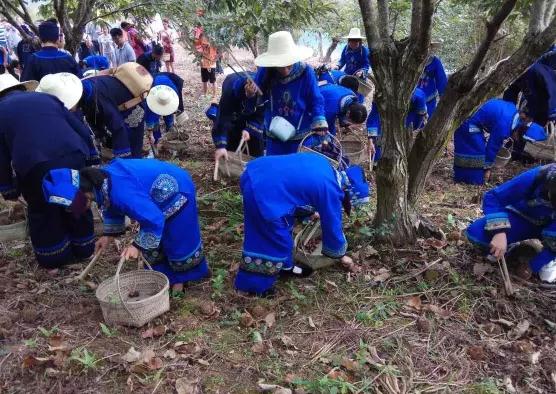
[99,159,192,252]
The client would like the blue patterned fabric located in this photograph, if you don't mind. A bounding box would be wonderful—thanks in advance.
[0,91,97,200]
[343,165,370,207]
[83,55,109,70]
[453,99,518,185]
[417,56,447,117]
[318,69,347,85]
[337,44,371,76]
[467,164,556,272]
[42,169,80,207]
[98,159,207,283]
[251,62,327,151]
[21,47,82,82]
[320,84,358,135]
[80,75,145,158]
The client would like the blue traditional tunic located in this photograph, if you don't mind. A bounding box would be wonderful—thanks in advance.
[21,47,82,82]
[503,62,556,126]
[211,72,264,156]
[337,44,371,76]
[467,164,556,274]
[252,62,327,155]
[99,159,209,284]
[417,55,447,117]
[235,153,348,294]
[453,99,523,185]
[81,75,145,158]
[320,84,359,135]
[0,91,97,267]
[366,88,428,161]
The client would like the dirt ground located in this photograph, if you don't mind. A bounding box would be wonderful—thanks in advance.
[1,46,556,394]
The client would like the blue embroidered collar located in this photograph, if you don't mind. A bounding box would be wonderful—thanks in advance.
[278,62,306,85]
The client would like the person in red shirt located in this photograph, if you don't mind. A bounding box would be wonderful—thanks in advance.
[121,21,146,58]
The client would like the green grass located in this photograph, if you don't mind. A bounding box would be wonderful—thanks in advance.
[355,300,400,328]
[69,348,100,370]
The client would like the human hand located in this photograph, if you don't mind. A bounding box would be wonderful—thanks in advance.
[215,148,228,162]
[241,130,251,142]
[121,245,140,261]
[244,80,257,98]
[484,169,492,183]
[489,232,507,259]
[95,236,113,255]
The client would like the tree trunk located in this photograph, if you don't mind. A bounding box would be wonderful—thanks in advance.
[317,31,323,58]
[323,37,339,63]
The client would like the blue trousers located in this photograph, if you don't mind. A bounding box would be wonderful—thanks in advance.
[454,123,486,185]
[234,175,294,294]
[466,209,552,272]
[265,134,325,156]
[143,194,209,285]
[20,152,94,268]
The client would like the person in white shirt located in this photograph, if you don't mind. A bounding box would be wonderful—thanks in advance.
[110,27,136,66]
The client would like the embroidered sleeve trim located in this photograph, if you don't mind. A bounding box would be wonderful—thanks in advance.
[133,229,162,251]
[484,213,511,231]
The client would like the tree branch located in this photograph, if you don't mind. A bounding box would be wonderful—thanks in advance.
[410,0,422,41]
[417,0,434,51]
[16,0,34,26]
[377,0,390,39]
[460,0,517,85]
[545,0,556,28]
[530,0,548,33]
[0,5,31,39]
[358,0,380,47]
[85,2,157,24]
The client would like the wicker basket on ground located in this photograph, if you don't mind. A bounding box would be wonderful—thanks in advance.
[294,220,336,270]
[339,132,367,165]
[95,257,169,327]
[0,202,27,242]
[493,138,513,168]
[216,138,252,179]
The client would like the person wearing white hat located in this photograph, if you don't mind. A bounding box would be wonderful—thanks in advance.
[336,28,371,78]
[145,74,181,147]
[417,40,447,118]
[244,31,328,155]
[36,72,83,110]
[0,73,99,270]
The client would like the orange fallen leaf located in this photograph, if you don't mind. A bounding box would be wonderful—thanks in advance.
[422,304,450,318]
[264,312,276,329]
[405,296,422,310]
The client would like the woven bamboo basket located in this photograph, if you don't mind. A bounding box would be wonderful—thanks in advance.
[161,131,189,153]
[493,138,513,168]
[217,138,252,179]
[294,220,336,270]
[0,209,27,242]
[95,257,169,327]
[297,132,344,169]
[524,126,556,161]
[339,133,367,165]
[357,78,375,101]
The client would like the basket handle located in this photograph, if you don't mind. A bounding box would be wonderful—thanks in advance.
[298,132,344,169]
[115,255,154,320]
[235,137,250,161]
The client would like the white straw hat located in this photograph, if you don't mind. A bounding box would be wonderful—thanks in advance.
[36,73,83,109]
[0,74,37,95]
[254,31,313,68]
[343,28,366,40]
[146,85,179,116]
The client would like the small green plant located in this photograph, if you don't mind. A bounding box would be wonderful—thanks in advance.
[211,268,227,298]
[287,282,307,303]
[69,348,99,370]
[356,301,399,328]
[175,328,204,343]
[466,378,501,394]
[99,323,117,337]
[170,289,185,299]
[24,338,37,348]
[38,326,59,338]
[293,375,358,394]
[447,213,457,229]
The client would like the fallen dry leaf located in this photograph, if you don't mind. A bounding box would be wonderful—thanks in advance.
[490,318,514,328]
[530,351,541,365]
[146,356,163,370]
[121,347,141,363]
[467,345,486,361]
[422,238,448,250]
[372,268,391,282]
[249,305,268,319]
[199,301,220,317]
[240,311,255,328]
[258,383,292,393]
[405,296,422,310]
[508,320,530,340]
[511,340,534,353]
[416,317,431,333]
[504,376,517,393]
[176,377,201,394]
[327,368,349,381]
[324,279,338,289]
[279,335,297,349]
[141,325,166,339]
[482,323,503,335]
[473,263,495,278]
[251,340,272,354]
[22,354,50,369]
[341,358,359,371]
[422,304,450,318]
[174,342,202,355]
[163,348,177,360]
[308,316,316,329]
[264,312,276,329]
[196,358,210,366]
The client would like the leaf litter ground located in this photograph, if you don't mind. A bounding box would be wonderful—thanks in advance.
[1,47,556,393]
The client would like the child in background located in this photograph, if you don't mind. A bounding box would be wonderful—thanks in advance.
[198,33,217,97]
